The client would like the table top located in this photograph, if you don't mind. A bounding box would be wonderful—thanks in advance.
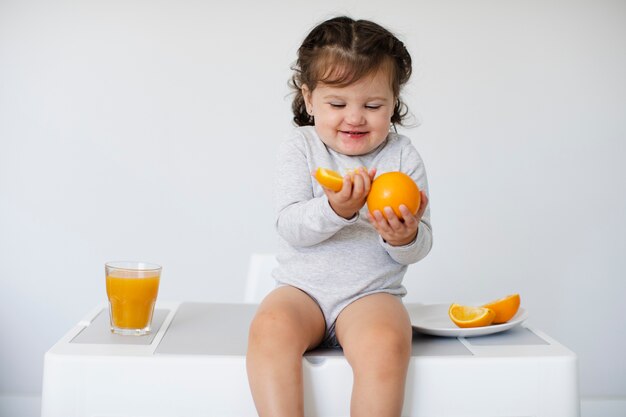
[47,301,576,359]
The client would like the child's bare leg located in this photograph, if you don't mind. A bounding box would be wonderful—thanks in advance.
[246,286,326,417]
[335,293,412,417]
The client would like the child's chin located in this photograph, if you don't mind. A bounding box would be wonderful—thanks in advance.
[342,148,369,156]
[340,142,372,156]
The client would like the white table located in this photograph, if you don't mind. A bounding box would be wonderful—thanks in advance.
[41,302,580,417]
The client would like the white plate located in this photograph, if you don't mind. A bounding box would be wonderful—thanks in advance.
[408,303,528,337]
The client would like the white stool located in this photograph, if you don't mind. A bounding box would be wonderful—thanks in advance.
[42,299,579,417]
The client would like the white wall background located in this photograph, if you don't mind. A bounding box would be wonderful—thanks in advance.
[1,0,625,415]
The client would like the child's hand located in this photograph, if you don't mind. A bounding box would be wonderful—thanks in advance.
[321,167,376,220]
[367,191,429,246]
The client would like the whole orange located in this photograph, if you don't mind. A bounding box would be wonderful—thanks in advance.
[367,172,421,219]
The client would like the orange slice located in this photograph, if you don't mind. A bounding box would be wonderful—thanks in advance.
[314,167,344,192]
[482,293,520,324]
[448,304,496,328]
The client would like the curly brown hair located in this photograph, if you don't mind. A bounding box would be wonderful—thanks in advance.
[290,16,412,127]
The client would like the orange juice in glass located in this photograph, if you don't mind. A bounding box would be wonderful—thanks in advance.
[105,261,161,335]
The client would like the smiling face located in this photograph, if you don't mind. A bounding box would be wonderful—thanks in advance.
[302,68,395,156]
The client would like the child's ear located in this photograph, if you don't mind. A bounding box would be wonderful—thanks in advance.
[301,84,313,113]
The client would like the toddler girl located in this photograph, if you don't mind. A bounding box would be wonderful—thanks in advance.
[247,16,432,417]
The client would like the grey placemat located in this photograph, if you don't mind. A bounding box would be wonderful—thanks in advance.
[411,329,473,356]
[155,302,473,357]
[466,326,549,346]
[155,302,256,355]
[71,309,169,345]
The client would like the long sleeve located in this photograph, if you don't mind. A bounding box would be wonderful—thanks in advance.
[380,219,433,265]
[379,143,433,265]
[274,136,357,247]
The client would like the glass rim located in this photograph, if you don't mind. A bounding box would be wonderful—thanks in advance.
[105,261,162,272]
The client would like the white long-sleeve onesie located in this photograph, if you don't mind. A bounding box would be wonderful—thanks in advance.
[272,126,433,340]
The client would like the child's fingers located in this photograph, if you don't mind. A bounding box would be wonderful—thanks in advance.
[383,207,406,230]
[366,212,379,228]
[371,210,393,234]
[352,170,365,196]
[360,167,373,192]
[355,167,374,197]
[398,205,419,228]
[337,174,352,197]
[416,191,429,219]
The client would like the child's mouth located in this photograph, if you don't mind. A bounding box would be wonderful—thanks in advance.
[340,130,368,139]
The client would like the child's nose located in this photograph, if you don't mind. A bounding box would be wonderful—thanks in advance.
[345,109,366,126]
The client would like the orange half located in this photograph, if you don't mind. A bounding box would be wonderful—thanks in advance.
[482,293,521,324]
[315,167,344,192]
[448,304,496,328]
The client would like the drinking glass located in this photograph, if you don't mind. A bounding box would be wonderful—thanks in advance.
[105,261,161,335]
